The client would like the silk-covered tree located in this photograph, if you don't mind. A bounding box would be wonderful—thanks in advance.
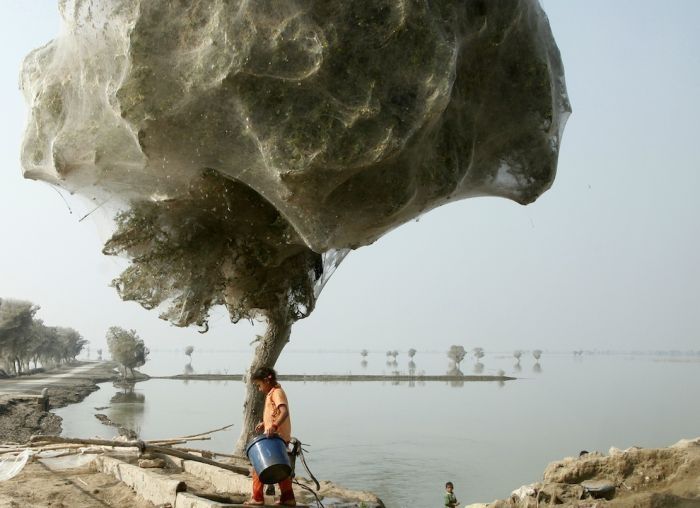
[447,345,466,369]
[0,299,86,372]
[103,173,322,451]
[106,326,149,379]
[21,1,570,454]
[0,298,39,374]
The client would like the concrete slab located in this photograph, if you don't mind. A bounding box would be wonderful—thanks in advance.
[175,495,309,508]
[155,452,185,470]
[96,455,185,506]
[175,491,240,508]
[182,460,252,495]
[217,504,309,507]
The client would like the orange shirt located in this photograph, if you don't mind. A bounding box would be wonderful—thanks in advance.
[264,384,292,442]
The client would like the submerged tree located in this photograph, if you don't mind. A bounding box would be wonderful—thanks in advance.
[532,349,542,361]
[447,345,466,369]
[360,349,368,358]
[106,326,149,379]
[185,345,194,360]
[408,348,417,360]
[513,350,523,363]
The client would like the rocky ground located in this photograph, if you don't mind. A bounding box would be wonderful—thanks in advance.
[468,438,700,507]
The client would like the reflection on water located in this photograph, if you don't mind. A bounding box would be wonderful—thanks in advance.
[58,353,700,508]
[184,362,195,376]
[360,360,367,369]
[445,366,464,387]
[108,383,146,438]
[111,387,146,404]
[473,362,484,374]
[446,366,462,376]
[533,362,542,373]
[447,360,463,373]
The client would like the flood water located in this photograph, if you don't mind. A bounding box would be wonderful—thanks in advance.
[57,352,700,507]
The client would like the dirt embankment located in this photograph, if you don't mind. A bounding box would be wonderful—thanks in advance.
[0,396,62,444]
[0,362,122,443]
[470,438,700,507]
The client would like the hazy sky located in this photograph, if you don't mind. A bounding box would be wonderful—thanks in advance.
[1,1,698,354]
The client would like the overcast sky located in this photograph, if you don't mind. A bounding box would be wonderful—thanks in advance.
[1,1,698,354]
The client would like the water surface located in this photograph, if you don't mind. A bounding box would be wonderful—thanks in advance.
[58,353,700,507]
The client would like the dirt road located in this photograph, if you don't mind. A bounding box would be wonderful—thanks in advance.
[0,361,120,443]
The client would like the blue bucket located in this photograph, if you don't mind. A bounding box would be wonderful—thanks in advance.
[245,434,292,484]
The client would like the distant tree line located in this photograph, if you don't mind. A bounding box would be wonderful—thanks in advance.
[0,298,87,375]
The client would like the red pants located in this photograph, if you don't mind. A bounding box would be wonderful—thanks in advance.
[251,470,295,503]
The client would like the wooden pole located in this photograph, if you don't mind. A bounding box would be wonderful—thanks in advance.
[28,435,250,476]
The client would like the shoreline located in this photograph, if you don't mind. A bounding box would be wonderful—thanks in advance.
[0,361,120,443]
[1,364,697,506]
[0,363,514,444]
[150,373,516,382]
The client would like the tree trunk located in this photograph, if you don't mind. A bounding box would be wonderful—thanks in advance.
[233,307,292,455]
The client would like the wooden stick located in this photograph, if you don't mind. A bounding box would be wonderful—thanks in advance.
[27,435,250,476]
[167,445,247,461]
[147,445,249,475]
[27,436,209,449]
[176,422,234,440]
[46,449,105,459]
[148,436,210,445]
[1,443,86,455]
[30,435,146,449]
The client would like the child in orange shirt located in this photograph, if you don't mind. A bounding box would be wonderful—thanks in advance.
[245,367,295,506]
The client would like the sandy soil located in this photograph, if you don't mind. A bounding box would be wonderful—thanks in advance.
[0,461,155,508]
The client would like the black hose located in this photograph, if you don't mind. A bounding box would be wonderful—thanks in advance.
[290,438,323,506]
[292,479,325,508]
